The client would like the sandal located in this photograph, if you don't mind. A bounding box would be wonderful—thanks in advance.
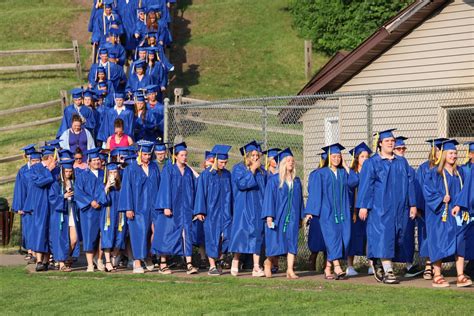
[59,266,72,273]
[334,265,347,280]
[423,265,433,280]
[287,271,299,279]
[324,267,334,280]
[186,262,198,275]
[432,274,450,288]
[159,266,172,275]
[456,274,472,288]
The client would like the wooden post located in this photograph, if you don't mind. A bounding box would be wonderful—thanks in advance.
[60,90,68,113]
[72,40,82,80]
[304,40,312,80]
[174,88,183,105]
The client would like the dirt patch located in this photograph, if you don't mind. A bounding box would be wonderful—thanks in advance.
[69,0,92,67]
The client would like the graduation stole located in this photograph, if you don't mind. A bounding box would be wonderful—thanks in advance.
[352,186,358,223]
[441,169,464,222]
[283,182,294,233]
[331,168,345,224]
[104,186,112,231]
[102,12,115,36]
[118,211,124,232]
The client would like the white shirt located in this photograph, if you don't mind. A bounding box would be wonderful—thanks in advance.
[91,169,99,178]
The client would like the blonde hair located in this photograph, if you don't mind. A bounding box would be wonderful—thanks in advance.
[437,150,459,176]
[279,156,296,188]
[428,148,438,169]
[244,151,261,168]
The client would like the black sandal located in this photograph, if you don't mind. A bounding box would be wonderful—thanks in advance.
[423,265,433,280]
[334,265,347,280]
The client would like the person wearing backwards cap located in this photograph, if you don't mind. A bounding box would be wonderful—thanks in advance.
[12,144,40,263]
[262,148,304,279]
[356,129,417,285]
[393,137,423,278]
[229,140,267,277]
[415,137,448,280]
[346,142,371,277]
[305,143,357,280]
[57,88,96,139]
[194,145,233,276]
[74,148,108,272]
[49,159,81,272]
[306,152,328,272]
[154,142,199,275]
[423,139,471,288]
[119,140,161,273]
[23,147,57,272]
[452,141,474,279]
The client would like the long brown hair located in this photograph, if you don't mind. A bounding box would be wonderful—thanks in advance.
[134,101,147,119]
[350,154,360,172]
[106,170,122,191]
[146,12,158,31]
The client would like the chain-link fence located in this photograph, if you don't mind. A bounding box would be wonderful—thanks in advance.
[164,85,474,269]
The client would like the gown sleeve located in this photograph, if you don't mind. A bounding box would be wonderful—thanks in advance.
[423,169,444,215]
[74,172,95,211]
[355,158,375,210]
[193,171,208,216]
[156,164,172,210]
[261,176,277,219]
[233,165,258,191]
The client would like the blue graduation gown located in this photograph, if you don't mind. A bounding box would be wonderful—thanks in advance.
[355,154,416,260]
[92,12,123,45]
[305,169,326,253]
[147,61,168,89]
[455,165,473,260]
[305,167,357,261]
[347,170,367,256]
[262,175,303,257]
[97,107,135,142]
[415,160,431,258]
[74,169,107,252]
[193,168,233,259]
[424,168,467,262]
[133,110,158,142]
[119,161,160,259]
[23,163,55,253]
[125,73,152,93]
[229,162,267,254]
[49,180,81,261]
[103,43,127,66]
[12,164,33,249]
[101,188,128,250]
[57,104,96,138]
[153,163,196,256]
[117,0,140,51]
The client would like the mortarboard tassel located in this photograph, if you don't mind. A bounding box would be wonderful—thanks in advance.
[265,153,268,170]
[435,144,443,165]
[137,148,142,165]
[350,151,355,169]
[172,147,175,164]
[372,132,379,153]
[243,148,246,164]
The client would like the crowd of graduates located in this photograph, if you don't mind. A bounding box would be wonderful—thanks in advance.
[11,130,474,288]
[7,0,474,289]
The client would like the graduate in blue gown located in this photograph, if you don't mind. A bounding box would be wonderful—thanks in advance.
[423,139,472,288]
[133,92,159,141]
[415,138,448,280]
[153,142,170,172]
[345,142,371,277]
[126,60,152,94]
[146,46,169,90]
[92,0,123,47]
[12,145,38,258]
[305,143,357,280]
[154,142,199,275]
[74,148,107,272]
[392,137,418,273]
[49,159,81,272]
[102,29,127,66]
[262,148,303,279]
[356,129,417,285]
[262,148,280,180]
[98,92,135,142]
[57,88,96,138]
[194,145,233,275]
[306,153,327,271]
[119,141,161,273]
[229,140,267,277]
[100,162,127,272]
[116,0,140,53]
[23,149,57,271]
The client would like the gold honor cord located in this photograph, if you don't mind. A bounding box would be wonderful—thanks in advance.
[104,206,111,231]
[118,212,124,232]
[441,169,464,222]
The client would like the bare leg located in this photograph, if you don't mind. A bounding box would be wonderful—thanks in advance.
[333,259,343,275]
[253,254,261,271]
[347,255,354,267]
[69,226,77,254]
[455,256,465,277]
[231,253,240,276]
[86,252,94,270]
[209,257,216,268]
[104,250,113,271]
[287,253,298,279]
[433,260,442,277]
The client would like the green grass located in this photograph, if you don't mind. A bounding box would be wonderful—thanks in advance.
[1,266,473,314]
[172,0,328,100]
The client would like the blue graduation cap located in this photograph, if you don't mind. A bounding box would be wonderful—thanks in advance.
[465,141,474,152]
[98,47,108,55]
[59,149,73,160]
[146,46,159,54]
[97,66,106,74]
[348,142,372,157]
[426,138,449,148]
[99,152,109,161]
[111,146,131,157]
[59,159,75,169]
[137,7,146,14]
[170,142,187,155]
[70,88,83,99]
[134,60,146,70]
[262,148,281,159]
[204,150,214,160]
[107,28,120,37]
[85,148,101,160]
[108,51,118,59]
[147,5,161,14]
[106,162,120,171]
[21,144,36,155]
[147,32,158,40]
[137,140,155,154]
[46,139,61,149]
[134,91,146,102]
[394,136,408,148]
[438,139,459,151]
[136,46,147,53]
[374,128,397,141]
[104,0,114,8]
[239,140,262,156]
[154,142,168,152]
[29,151,42,160]
[146,85,159,94]
[321,152,328,160]
[319,152,328,168]
[83,89,96,99]
[114,92,125,99]
[41,145,55,156]
[211,144,232,160]
[277,148,293,163]
[124,154,137,163]
[322,143,345,155]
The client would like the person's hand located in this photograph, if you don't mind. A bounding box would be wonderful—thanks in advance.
[18,210,24,215]
[443,195,450,203]
[451,206,461,217]
[164,208,172,217]
[266,217,273,229]
[64,191,74,199]
[409,206,417,219]
[134,33,140,39]
[91,200,100,209]
[126,211,135,220]
[359,208,368,221]
[195,214,205,222]
[250,160,261,173]
[161,86,166,92]
[305,214,313,221]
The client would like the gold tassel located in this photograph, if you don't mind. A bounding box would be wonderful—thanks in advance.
[118,213,123,232]
[23,154,28,163]
[319,158,324,168]
[243,148,246,163]
[53,148,58,161]
[137,148,142,165]
[464,147,470,164]
[172,147,175,164]
[350,151,355,169]
[372,133,379,153]
[265,154,268,170]
[210,154,218,172]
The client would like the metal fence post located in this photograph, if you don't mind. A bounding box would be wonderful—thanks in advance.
[164,98,169,143]
[366,93,373,148]
[261,103,268,148]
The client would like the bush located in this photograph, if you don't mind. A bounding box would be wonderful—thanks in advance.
[288,0,412,55]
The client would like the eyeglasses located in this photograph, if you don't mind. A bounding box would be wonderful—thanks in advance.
[75,157,82,161]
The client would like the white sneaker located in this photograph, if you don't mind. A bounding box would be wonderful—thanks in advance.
[96,259,105,272]
[252,267,265,277]
[346,266,359,277]
[145,259,155,272]
[86,265,94,273]
[133,266,145,274]
[368,267,374,275]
